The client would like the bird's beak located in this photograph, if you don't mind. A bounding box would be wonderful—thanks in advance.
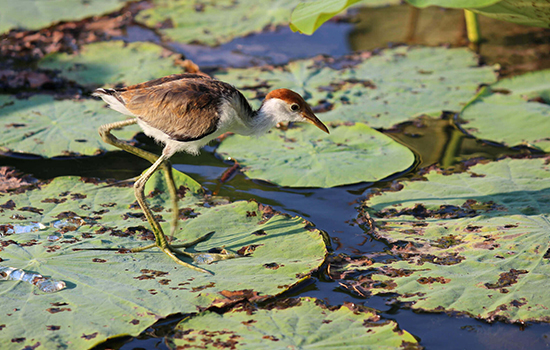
[302,107,330,134]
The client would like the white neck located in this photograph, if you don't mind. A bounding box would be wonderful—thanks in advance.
[241,98,301,136]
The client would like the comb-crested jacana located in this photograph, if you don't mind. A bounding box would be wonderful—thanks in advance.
[94,73,329,273]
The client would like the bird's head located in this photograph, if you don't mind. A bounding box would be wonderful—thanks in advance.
[261,89,329,134]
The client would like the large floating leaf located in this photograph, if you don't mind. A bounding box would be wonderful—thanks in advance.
[39,41,181,87]
[136,0,298,46]
[215,59,342,110]
[290,0,401,35]
[0,171,327,349]
[216,123,415,188]
[349,157,550,322]
[0,0,130,34]
[321,46,498,128]
[460,70,550,152]
[217,46,497,129]
[169,297,420,349]
[0,95,139,157]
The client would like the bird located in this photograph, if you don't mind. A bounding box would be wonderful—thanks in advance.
[93,73,329,273]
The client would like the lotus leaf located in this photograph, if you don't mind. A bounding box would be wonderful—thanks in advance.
[214,59,341,110]
[217,46,497,129]
[290,0,401,35]
[136,0,298,46]
[405,0,501,8]
[169,297,420,349]
[0,95,139,157]
[469,0,550,28]
[216,123,415,188]
[407,0,550,28]
[0,0,130,34]
[39,41,181,87]
[321,46,498,128]
[291,0,550,35]
[460,69,550,152]
[0,171,327,349]
[350,157,550,322]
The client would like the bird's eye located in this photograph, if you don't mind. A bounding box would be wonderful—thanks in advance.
[290,103,300,111]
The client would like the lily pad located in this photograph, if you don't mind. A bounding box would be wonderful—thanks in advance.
[169,297,420,349]
[135,0,298,46]
[0,94,139,157]
[459,70,550,152]
[216,123,415,188]
[349,157,550,322]
[38,41,181,87]
[0,171,328,349]
[215,59,342,110]
[322,46,498,128]
[217,46,498,129]
[0,0,130,34]
[290,0,401,35]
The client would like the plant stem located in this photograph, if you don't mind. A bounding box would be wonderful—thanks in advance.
[464,10,481,46]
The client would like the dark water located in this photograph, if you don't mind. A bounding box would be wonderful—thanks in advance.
[3,4,550,350]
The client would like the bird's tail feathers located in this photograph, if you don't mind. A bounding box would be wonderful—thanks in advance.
[92,88,134,116]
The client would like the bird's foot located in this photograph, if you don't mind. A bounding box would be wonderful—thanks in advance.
[131,231,238,274]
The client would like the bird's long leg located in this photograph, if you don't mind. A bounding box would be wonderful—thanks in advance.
[98,119,179,239]
[99,120,237,273]
[133,152,237,272]
[129,154,212,273]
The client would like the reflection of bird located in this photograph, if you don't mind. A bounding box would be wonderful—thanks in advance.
[93,73,329,273]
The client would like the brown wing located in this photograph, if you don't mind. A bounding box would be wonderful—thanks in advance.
[118,75,238,142]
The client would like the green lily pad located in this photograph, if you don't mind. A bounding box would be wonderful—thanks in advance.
[459,70,550,152]
[321,46,498,128]
[0,94,139,157]
[38,41,181,87]
[290,0,401,35]
[0,0,130,34]
[217,46,497,129]
[215,59,341,110]
[349,157,550,322]
[135,0,298,46]
[216,123,415,188]
[0,171,328,349]
[169,297,420,349]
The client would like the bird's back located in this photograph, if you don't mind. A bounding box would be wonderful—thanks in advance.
[93,74,252,142]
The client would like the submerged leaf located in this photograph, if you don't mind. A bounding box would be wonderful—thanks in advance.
[216,123,415,187]
[0,171,327,348]
[169,297,420,349]
[351,157,550,322]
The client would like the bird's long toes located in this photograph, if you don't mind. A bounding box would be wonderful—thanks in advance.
[191,251,240,264]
